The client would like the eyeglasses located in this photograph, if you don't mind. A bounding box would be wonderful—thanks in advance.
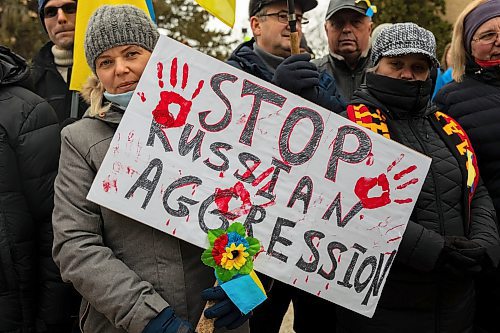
[43,3,77,18]
[258,11,309,25]
[472,31,500,45]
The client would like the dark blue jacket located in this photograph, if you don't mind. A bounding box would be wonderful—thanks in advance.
[226,39,346,114]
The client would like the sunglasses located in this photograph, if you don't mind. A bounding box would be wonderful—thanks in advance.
[44,3,77,18]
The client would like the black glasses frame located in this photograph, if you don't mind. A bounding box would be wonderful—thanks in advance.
[258,11,309,25]
[43,3,77,18]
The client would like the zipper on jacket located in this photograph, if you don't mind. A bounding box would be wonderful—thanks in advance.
[407,118,446,234]
[79,301,90,333]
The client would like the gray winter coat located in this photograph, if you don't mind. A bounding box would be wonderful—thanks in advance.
[313,51,372,102]
[52,78,249,333]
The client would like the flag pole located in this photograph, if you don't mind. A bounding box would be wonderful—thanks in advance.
[287,0,300,55]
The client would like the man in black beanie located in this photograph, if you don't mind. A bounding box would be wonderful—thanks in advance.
[31,0,87,125]
[227,1,342,332]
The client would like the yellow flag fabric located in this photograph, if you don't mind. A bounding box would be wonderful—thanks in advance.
[70,1,151,91]
[195,0,236,28]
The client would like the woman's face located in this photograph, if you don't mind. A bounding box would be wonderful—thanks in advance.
[376,54,430,81]
[471,17,500,61]
[95,45,152,94]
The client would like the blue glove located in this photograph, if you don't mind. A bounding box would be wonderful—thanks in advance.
[143,307,194,333]
[272,53,319,94]
[201,286,251,330]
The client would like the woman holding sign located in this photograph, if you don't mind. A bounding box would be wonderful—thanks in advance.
[51,5,249,333]
[340,22,500,332]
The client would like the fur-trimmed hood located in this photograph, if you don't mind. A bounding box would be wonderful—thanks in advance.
[79,75,123,125]
[81,75,111,118]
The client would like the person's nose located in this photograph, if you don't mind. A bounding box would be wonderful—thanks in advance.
[400,67,414,80]
[342,22,353,33]
[115,58,130,76]
[56,8,68,24]
[494,31,500,45]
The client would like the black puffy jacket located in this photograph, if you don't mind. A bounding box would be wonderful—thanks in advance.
[0,46,78,332]
[337,73,499,333]
[31,42,87,124]
[435,63,500,333]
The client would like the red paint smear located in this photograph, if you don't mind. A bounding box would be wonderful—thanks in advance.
[325,283,330,290]
[394,165,417,180]
[219,172,224,178]
[186,215,190,222]
[182,63,188,89]
[316,241,320,248]
[214,182,252,218]
[293,278,297,285]
[338,254,341,263]
[260,200,276,209]
[255,246,265,259]
[309,254,314,262]
[137,92,146,102]
[191,80,204,99]
[385,224,405,234]
[172,228,176,235]
[152,91,193,128]
[240,161,261,180]
[170,57,178,87]
[166,219,170,226]
[305,276,309,283]
[317,291,321,296]
[157,62,164,88]
[387,236,402,243]
[387,154,404,173]
[360,214,364,220]
[354,174,391,209]
[252,167,275,186]
[395,198,413,204]
[396,178,419,190]
[102,178,118,192]
[259,180,272,192]
[126,166,138,176]
[128,131,135,142]
[366,152,374,166]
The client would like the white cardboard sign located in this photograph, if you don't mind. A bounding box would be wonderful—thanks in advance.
[88,35,431,318]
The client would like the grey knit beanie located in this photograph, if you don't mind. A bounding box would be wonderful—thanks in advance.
[84,5,159,73]
[371,22,439,68]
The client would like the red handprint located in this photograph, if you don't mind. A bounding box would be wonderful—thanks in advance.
[152,58,204,128]
[354,154,419,209]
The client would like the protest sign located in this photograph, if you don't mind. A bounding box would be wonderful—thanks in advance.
[87,35,431,318]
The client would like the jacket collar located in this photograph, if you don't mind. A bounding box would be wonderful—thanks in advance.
[353,72,432,119]
[80,75,123,125]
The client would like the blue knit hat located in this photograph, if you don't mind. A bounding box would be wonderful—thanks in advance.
[37,0,77,31]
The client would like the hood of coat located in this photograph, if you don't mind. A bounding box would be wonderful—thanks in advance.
[80,74,123,125]
[0,46,30,86]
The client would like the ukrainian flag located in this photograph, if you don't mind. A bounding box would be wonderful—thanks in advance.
[195,0,236,28]
[70,0,155,91]
[220,270,267,314]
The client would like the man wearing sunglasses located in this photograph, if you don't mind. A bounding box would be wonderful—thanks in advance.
[227,0,343,332]
[314,0,374,101]
[31,0,87,125]
[227,0,345,115]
